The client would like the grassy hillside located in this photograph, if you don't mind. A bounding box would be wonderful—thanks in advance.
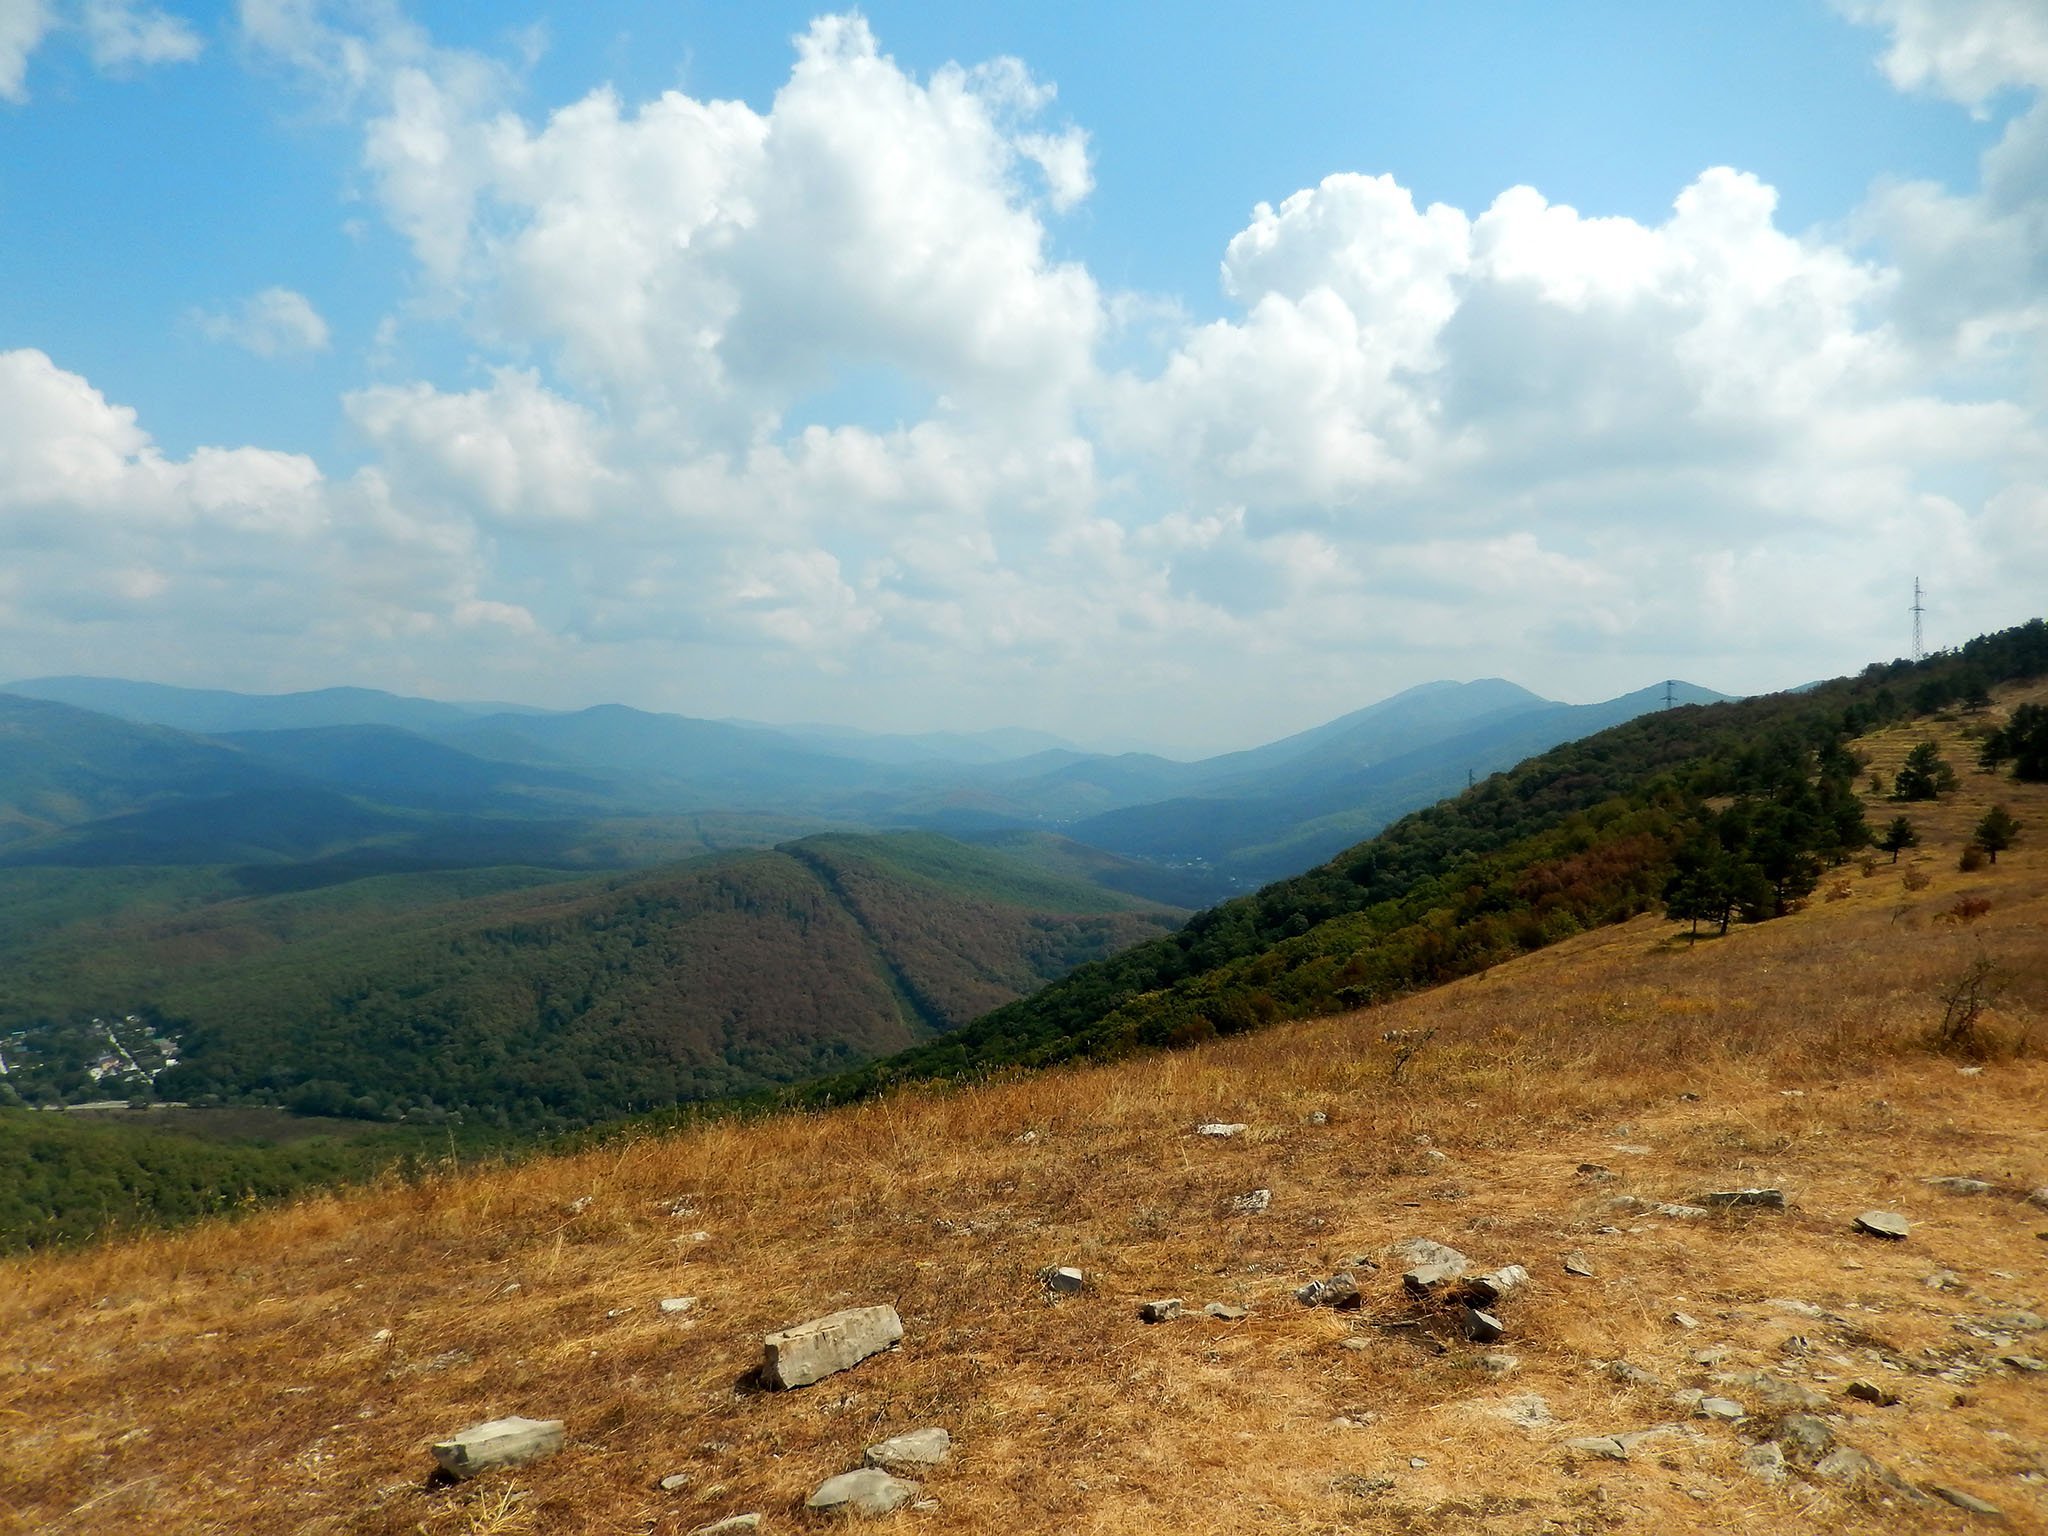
[2,833,1184,1139]
[3,704,2041,1535]
[809,622,2048,1098]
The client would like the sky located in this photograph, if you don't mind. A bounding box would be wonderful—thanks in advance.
[2,1,2045,754]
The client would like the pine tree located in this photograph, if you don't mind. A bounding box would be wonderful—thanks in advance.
[1974,805,2020,864]
[1878,815,1919,863]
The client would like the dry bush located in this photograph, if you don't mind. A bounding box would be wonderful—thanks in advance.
[1944,896,1992,924]
[1959,844,1988,872]
[1902,867,1932,892]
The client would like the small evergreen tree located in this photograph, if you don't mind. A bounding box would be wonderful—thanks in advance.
[1975,804,2020,864]
[1878,815,1919,863]
[1893,741,1957,801]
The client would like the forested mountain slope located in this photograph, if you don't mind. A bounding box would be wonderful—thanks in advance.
[808,621,2048,1099]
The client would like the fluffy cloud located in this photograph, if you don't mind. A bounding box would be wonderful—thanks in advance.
[78,0,200,71]
[0,0,53,100]
[193,286,331,358]
[0,0,197,99]
[6,6,2045,743]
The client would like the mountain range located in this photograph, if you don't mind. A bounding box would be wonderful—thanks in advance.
[1,672,1727,895]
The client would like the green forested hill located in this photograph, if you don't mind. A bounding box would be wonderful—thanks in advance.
[803,621,2048,1100]
[4,833,1183,1129]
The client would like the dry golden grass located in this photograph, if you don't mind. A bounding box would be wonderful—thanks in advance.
[4,710,2048,1536]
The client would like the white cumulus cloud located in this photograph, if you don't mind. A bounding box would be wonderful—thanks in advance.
[193,286,331,357]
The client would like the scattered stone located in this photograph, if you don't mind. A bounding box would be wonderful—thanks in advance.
[1999,1354,2046,1372]
[1461,1307,1505,1343]
[429,1417,566,1480]
[565,1196,592,1214]
[1733,1374,1828,1414]
[807,1468,919,1516]
[1496,1394,1552,1428]
[1671,1388,1705,1412]
[690,1517,761,1536]
[1612,1144,1652,1155]
[1653,1202,1712,1219]
[1925,1269,1964,1291]
[1847,1380,1901,1407]
[1565,1436,1631,1461]
[1987,1310,2047,1332]
[659,1474,690,1492]
[1577,1163,1616,1181]
[761,1305,904,1390]
[864,1427,951,1472]
[1926,1177,1995,1196]
[1404,1263,1463,1295]
[1205,1302,1249,1321]
[1012,1129,1039,1144]
[1606,1360,1661,1387]
[1139,1298,1184,1324]
[2028,1187,2048,1209]
[1814,1447,1874,1482]
[1562,1251,1595,1278]
[1391,1238,1470,1272]
[1930,1485,2007,1519]
[1044,1266,1084,1295]
[1703,1188,1786,1209]
[371,1327,393,1342]
[1308,1111,1328,1126]
[1671,1311,1701,1330]
[1854,1211,1910,1240]
[1698,1397,1746,1421]
[659,1296,697,1315]
[1230,1188,1272,1215]
[1741,1442,1787,1482]
[1196,1122,1247,1138]
[1339,1337,1371,1352]
[1423,1148,1451,1166]
[1767,1298,1828,1319]
[1776,1415,1834,1460]
[1460,1265,1530,1305]
[1297,1273,1362,1309]
[1478,1353,1520,1375]
[1409,1456,1428,1469]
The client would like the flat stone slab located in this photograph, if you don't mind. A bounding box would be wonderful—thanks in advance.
[761,1305,903,1390]
[1565,1435,1630,1461]
[808,1467,919,1516]
[659,1296,697,1314]
[430,1416,565,1479]
[1703,1188,1786,1209]
[1195,1122,1247,1138]
[1930,1485,2006,1519]
[1562,1251,1595,1277]
[1229,1188,1272,1214]
[1139,1298,1184,1323]
[1926,1177,1996,1196]
[1205,1301,1249,1320]
[1854,1210,1910,1239]
[1044,1266,1084,1294]
[690,1517,761,1536]
[865,1427,951,1471]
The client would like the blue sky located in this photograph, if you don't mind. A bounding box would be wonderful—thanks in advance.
[2,1,2044,750]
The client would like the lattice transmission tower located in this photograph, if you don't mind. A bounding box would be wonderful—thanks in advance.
[1912,578,1926,662]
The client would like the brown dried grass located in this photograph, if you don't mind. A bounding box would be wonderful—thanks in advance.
[3,712,2047,1536]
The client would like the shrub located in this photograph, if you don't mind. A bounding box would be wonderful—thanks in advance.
[1944,896,1991,923]
[1958,845,1988,873]
[1902,868,1932,892]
